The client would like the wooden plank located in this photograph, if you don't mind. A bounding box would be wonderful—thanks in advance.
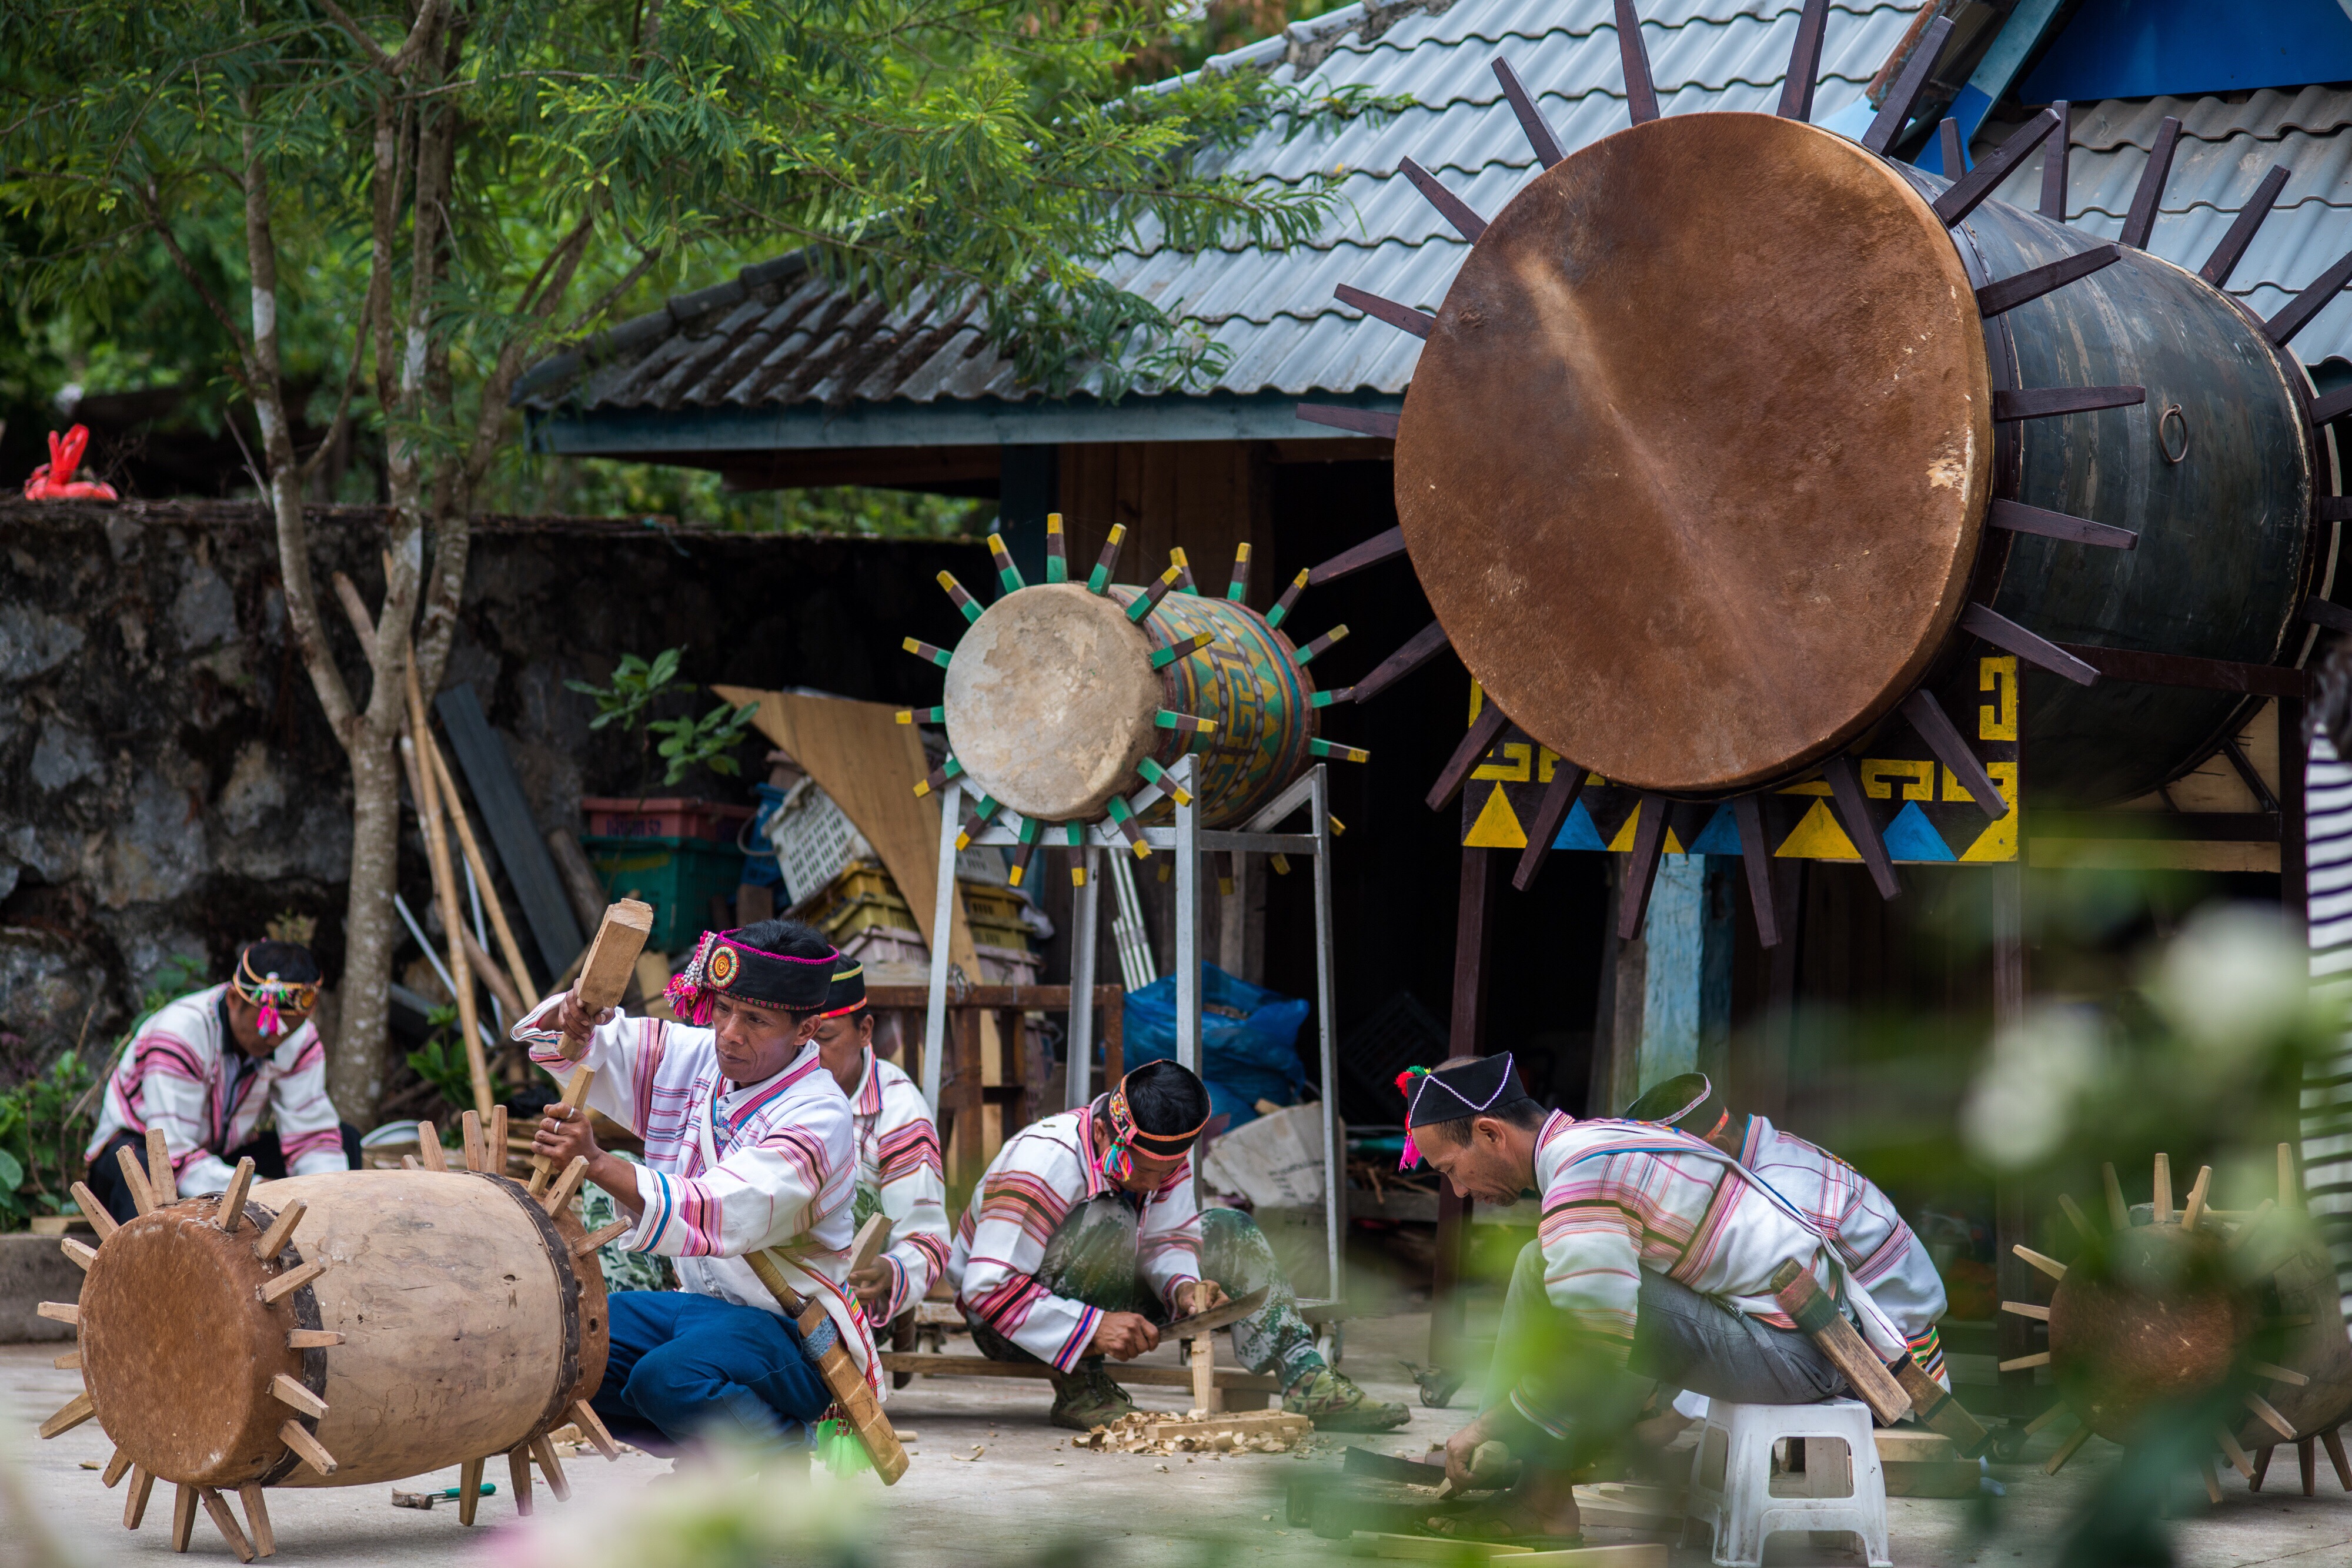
[1776,0,1826,121]
[1399,157,1486,242]
[2040,101,2071,219]
[2267,248,2352,348]
[1987,497,2135,549]
[1309,526,1406,584]
[437,684,582,977]
[2052,644,2306,698]
[877,1352,1281,1392]
[1935,107,2059,227]
[711,688,980,976]
[2201,165,2290,287]
[1993,385,2146,420]
[1976,247,2123,319]
[1863,14,1953,155]
[2121,116,2181,249]
[1613,0,1658,124]
[1334,285,1434,340]
[1494,58,1566,165]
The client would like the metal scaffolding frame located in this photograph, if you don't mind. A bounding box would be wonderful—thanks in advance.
[917,755,1347,1299]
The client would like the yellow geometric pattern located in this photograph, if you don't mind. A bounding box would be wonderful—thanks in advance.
[1464,783,1528,848]
[1957,762,2018,862]
[1776,799,1859,860]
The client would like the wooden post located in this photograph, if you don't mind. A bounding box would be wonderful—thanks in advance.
[2283,692,2307,930]
[1990,727,2036,1424]
[1190,1329,1221,1415]
[1431,845,1498,1368]
[427,733,540,1004]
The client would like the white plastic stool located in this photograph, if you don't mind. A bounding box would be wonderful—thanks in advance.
[1683,1398,1891,1568]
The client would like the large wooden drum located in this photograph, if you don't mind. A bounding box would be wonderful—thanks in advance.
[72,1169,607,1492]
[944,580,1321,828]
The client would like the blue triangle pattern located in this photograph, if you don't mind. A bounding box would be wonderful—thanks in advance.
[1686,805,1742,855]
[1882,800,1956,862]
[1553,798,1610,851]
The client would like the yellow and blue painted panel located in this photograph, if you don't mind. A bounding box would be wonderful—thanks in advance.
[1461,656,2020,864]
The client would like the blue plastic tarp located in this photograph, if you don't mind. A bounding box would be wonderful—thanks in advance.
[1121,965,1308,1128]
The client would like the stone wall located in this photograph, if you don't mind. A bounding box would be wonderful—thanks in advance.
[0,500,984,1087]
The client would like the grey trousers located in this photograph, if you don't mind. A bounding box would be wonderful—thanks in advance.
[1487,1240,1847,1464]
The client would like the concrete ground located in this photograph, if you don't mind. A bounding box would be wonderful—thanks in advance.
[7,1311,2352,1567]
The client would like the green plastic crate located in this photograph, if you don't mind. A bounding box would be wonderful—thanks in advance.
[583,833,746,954]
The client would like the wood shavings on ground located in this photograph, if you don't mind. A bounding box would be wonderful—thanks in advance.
[543,1421,642,1458]
[1075,1409,1314,1457]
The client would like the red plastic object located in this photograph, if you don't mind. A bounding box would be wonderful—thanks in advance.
[580,796,756,842]
[22,425,119,501]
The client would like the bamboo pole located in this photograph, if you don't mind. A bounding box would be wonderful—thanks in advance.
[401,660,490,1117]
[426,734,538,1006]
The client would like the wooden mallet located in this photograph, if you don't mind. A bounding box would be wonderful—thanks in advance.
[529,900,653,1199]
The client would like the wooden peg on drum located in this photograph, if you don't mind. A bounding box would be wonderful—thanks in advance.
[530,900,654,1199]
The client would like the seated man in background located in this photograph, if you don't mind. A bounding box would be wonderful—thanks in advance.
[83,940,355,1222]
[810,958,951,1326]
[1410,1054,1912,1546]
[518,918,880,1462]
[947,1058,1406,1432]
[1624,1071,1948,1386]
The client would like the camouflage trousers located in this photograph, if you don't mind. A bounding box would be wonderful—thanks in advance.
[968,1201,1322,1388]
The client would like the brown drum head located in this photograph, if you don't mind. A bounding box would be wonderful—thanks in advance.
[945,583,1160,819]
[78,1201,309,1486]
[1397,112,1991,794]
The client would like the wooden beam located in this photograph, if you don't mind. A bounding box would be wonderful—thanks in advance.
[1616,794,1671,942]
[2120,116,2182,249]
[2039,101,2070,219]
[1399,156,1486,242]
[1933,106,2060,227]
[1307,526,1405,584]
[2051,644,2305,698]
[1613,0,1659,124]
[1733,794,1780,948]
[1902,688,2007,818]
[1354,620,1454,704]
[1960,604,2100,686]
[1824,754,1900,899]
[1426,703,1512,812]
[1512,763,1590,891]
[1976,247,2122,320]
[1777,0,1828,121]
[1334,285,1434,339]
[1492,57,1566,165]
[1863,15,1954,156]
[1987,496,2135,548]
[1993,385,2146,420]
[2201,165,2291,287]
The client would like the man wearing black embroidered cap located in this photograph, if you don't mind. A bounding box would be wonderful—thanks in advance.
[1404,1054,1905,1546]
[513,917,881,1461]
[944,1058,1406,1430]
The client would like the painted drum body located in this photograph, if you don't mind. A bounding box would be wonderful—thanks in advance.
[943,581,1318,828]
[1392,110,2330,805]
[75,1170,607,1490]
[1919,172,2324,805]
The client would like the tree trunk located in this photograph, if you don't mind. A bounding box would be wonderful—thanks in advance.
[328,733,406,1119]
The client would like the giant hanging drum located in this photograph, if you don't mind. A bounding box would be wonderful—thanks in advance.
[44,1164,612,1552]
[1316,22,2338,816]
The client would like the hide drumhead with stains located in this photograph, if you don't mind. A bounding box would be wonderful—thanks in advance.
[1396,111,1992,795]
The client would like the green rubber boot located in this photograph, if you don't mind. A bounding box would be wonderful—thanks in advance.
[1285,1366,1412,1432]
[1050,1361,1137,1431]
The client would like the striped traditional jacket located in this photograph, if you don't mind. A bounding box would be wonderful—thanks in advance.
[850,1048,951,1323]
[516,997,881,1395]
[944,1101,1201,1370]
[1740,1114,1949,1380]
[86,984,346,1193]
[1532,1112,1910,1369]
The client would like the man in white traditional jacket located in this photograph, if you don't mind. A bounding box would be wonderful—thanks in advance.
[946,1058,1405,1431]
[808,958,950,1325]
[84,940,352,1222]
[517,918,880,1461]
[1625,1071,1949,1384]
[1409,1054,1910,1546]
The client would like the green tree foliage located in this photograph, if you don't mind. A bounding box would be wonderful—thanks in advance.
[0,0,1384,1120]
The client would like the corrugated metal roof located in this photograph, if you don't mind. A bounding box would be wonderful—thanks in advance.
[519,4,2352,423]
[520,0,1916,415]
[1978,86,2352,366]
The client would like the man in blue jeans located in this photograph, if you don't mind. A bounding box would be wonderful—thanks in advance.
[519,918,879,1459]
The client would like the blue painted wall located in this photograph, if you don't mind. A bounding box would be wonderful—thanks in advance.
[2017,0,2352,101]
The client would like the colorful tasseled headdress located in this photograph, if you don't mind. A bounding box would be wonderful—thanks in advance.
[1100,1068,1210,1183]
[1396,1053,1532,1169]
[664,928,837,1026]
[232,949,318,1038]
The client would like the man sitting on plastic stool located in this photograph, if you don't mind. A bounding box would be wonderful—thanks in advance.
[1624,1071,1949,1431]
[1407,1054,1912,1547]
